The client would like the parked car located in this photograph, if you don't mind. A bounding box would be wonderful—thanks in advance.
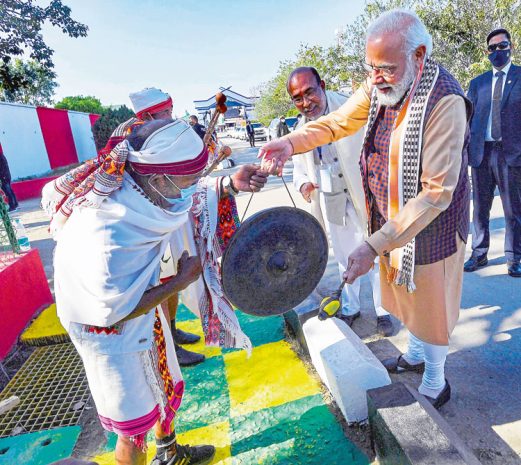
[251,122,267,141]
[237,126,247,140]
[230,125,242,139]
[267,116,299,140]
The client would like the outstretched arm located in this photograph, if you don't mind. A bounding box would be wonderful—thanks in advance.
[228,164,269,193]
[259,83,372,175]
[343,95,467,284]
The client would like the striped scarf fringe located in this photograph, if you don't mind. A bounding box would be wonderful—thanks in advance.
[366,58,439,292]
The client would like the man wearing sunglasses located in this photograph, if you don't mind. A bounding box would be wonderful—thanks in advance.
[464,28,521,277]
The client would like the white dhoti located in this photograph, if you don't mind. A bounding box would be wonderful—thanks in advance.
[68,309,183,450]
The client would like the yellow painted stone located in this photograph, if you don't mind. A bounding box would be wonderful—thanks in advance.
[92,422,231,465]
[177,319,222,359]
[20,303,67,343]
[224,340,321,417]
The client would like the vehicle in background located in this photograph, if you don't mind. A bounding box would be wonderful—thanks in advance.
[267,116,299,140]
[230,125,242,138]
[251,122,267,141]
[237,126,247,140]
[226,121,267,142]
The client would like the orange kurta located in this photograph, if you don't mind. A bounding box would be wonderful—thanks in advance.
[286,88,468,345]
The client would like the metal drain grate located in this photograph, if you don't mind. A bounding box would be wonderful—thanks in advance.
[0,343,90,437]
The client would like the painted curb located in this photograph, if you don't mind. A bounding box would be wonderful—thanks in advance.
[367,382,481,465]
[285,280,478,463]
[283,290,321,355]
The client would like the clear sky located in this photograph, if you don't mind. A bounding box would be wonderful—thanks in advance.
[42,0,365,116]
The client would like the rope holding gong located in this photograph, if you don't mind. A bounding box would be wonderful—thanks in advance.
[240,171,297,223]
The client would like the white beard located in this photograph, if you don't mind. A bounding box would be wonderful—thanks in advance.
[376,59,416,107]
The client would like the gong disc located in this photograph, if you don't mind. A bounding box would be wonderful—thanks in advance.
[221,206,328,316]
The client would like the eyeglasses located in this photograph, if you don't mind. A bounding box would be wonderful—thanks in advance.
[148,174,183,199]
[487,41,511,52]
[147,174,199,199]
[291,86,321,105]
[363,62,397,78]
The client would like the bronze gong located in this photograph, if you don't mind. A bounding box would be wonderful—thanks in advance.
[221,206,328,316]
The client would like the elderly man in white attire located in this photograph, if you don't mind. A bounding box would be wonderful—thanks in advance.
[288,66,392,336]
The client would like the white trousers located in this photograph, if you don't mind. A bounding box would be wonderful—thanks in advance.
[328,217,388,317]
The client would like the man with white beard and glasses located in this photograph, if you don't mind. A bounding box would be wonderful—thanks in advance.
[259,9,471,409]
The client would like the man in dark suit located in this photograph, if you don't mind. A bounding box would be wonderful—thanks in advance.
[245,120,255,147]
[465,28,521,277]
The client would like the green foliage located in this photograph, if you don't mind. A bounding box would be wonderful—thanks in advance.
[0,58,58,105]
[0,0,87,101]
[92,106,134,151]
[417,0,521,88]
[339,0,416,85]
[55,95,103,114]
[0,0,88,72]
[255,0,521,118]
[255,43,353,125]
[255,60,296,126]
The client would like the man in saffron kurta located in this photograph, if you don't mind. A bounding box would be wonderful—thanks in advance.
[260,9,471,409]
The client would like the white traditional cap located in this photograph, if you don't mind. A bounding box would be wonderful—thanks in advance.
[129,87,173,119]
[128,120,208,175]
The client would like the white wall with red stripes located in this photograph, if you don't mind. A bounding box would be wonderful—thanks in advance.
[0,101,100,180]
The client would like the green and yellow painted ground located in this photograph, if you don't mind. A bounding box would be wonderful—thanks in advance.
[7,302,369,464]
[92,304,369,464]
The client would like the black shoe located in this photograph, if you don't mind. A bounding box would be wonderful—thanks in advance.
[463,254,488,272]
[422,380,451,409]
[382,354,425,374]
[174,328,201,345]
[151,443,216,465]
[376,315,393,337]
[336,311,360,327]
[507,261,521,277]
[175,344,205,367]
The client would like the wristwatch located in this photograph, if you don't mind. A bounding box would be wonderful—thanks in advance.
[222,175,239,196]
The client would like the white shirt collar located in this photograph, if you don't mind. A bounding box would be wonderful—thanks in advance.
[493,60,512,76]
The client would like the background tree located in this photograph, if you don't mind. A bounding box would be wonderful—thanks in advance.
[0,0,87,101]
[255,44,352,125]
[0,58,57,105]
[335,0,521,88]
[0,0,88,72]
[255,60,297,126]
[92,106,134,151]
[254,0,521,121]
[55,95,103,114]
[417,0,521,88]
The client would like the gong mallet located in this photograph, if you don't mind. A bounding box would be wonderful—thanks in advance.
[203,91,227,146]
[200,145,233,177]
[317,281,346,320]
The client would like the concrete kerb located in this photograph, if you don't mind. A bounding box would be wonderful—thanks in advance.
[284,282,478,463]
[367,382,481,465]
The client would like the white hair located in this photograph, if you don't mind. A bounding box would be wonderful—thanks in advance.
[366,8,433,56]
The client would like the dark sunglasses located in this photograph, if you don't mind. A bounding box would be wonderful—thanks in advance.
[487,41,510,52]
